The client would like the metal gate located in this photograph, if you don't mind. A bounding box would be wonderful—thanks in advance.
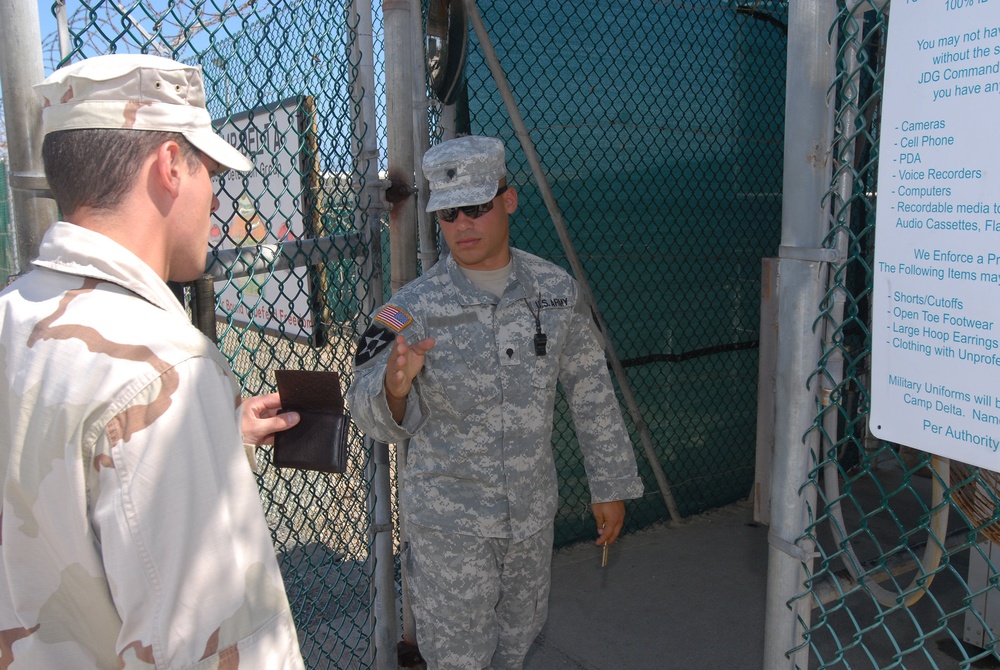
[33,1,390,667]
[18,1,991,668]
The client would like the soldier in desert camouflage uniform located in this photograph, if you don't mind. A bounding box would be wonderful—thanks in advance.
[347,135,644,669]
[0,54,305,668]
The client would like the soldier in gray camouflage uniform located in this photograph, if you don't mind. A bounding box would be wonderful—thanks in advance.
[0,54,304,668]
[347,135,644,669]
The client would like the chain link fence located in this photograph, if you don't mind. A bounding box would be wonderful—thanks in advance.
[787,1,1000,667]
[0,159,14,281]
[458,0,788,543]
[50,1,386,666]
[17,0,1000,667]
[28,0,840,666]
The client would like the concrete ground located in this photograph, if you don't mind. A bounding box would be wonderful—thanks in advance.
[523,490,996,670]
[524,501,769,670]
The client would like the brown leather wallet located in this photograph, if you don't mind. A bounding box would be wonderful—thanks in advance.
[272,369,349,473]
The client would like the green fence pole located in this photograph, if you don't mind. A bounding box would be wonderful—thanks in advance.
[0,160,12,281]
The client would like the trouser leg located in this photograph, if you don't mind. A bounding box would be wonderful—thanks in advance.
[405,522,554,670]
[405,525,499,670]
[491,522,554,670]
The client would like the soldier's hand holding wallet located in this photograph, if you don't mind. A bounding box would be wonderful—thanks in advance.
[272,370,350,473]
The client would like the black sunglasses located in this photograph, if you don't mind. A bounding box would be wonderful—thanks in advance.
[436,186,508,222]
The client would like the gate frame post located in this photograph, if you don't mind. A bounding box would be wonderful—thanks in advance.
[762,1,838,667]
[0,0,59,274]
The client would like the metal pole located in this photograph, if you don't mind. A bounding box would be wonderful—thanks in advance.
[191,275,218,344]
[410,0,437,271]
[347,0,386,301]
[54,0,71,62]
[762,1,837,668]
[365,435,398,670]
[349,1,396,668]
[384,0,422,653]
[383,0,424,661]
[464,0,682,524]
[383,0,418,292]
[0,0,59,273]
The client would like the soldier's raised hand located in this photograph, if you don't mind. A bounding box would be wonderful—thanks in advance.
[385,334,435,422]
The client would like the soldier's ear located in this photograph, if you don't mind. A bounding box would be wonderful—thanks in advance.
[153,140,185,199]
[502,186,518,215]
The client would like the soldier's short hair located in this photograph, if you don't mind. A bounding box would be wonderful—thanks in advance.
[42,128,201,216]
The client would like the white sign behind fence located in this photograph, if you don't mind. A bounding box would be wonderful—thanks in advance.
[871,0,1000,469]
[210,96,318,341]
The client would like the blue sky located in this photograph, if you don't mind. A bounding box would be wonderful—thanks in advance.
[5,1,388,163]
[36,1,61,73]
[30,0,242,72]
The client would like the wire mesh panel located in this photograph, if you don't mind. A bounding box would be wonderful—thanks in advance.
[27,0,1000,665]
[789,2,1000,667]
[0,160,14,280]
[49,2,387,667]
[456,0,789,545]
[40,0,828,663]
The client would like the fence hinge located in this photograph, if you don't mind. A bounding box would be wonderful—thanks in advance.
[384,178,417,204]
[768,530,819,563]
[10,173,53,199]
[370,522,393,536]
[778,245,842,264]
[360,176,392,212]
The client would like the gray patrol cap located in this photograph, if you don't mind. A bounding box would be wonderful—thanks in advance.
[422,135,506,212]
[35,53,253,172]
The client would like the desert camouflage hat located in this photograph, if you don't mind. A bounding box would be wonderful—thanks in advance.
[422,135,506,212]
[35,53,253,172]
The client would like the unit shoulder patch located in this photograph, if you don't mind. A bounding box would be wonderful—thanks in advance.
[355,324,397,366]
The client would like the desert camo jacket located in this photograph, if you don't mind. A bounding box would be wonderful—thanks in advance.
[347,249,644,541]
[0,222,303,669]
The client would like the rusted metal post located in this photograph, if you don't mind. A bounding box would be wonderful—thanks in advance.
[384,0,419,292]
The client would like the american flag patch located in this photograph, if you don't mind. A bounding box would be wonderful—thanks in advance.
[374,304,412,331]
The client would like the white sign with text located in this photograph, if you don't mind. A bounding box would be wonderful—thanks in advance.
[871,0,1000,468]
[211,97,316,340]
